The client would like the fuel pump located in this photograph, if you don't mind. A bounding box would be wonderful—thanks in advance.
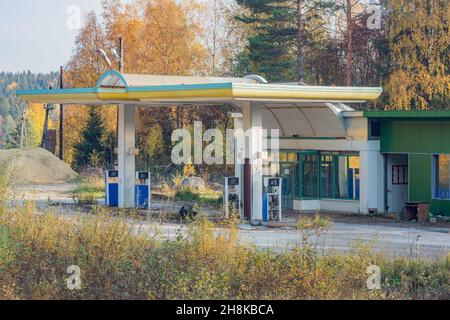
[224,177,241,218]
[135,172,151,209]
[104,170,119,207]
[263,177,282,222]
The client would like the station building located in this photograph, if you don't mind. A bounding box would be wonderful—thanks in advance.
[270,109,450,217]
[364,111,450,217]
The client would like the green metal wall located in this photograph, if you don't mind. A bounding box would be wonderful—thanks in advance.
[381,120,450,154]
[378,119,450,216]
[409,154,450,216]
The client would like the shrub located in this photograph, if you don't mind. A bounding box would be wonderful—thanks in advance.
[174,188,200,202]
[71,174,105,205]
[172,172,184,190]
[0,204,448,300]
[182,164,196,178]
[297,214,333,230]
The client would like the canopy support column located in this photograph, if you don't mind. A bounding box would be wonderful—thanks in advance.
[360,146,383,214]
[118,104,136,208]
[232,113,244,219]
[242,102,263,223]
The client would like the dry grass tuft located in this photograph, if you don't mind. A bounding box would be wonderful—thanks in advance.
[297,214,334,230]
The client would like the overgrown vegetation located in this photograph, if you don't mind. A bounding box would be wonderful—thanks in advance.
[71,174,105,205]
[297,214,334,230]
[0,71,58,148]
[0,202,448,300]
[173,188,222,206]
[72,107,114,171]
[157,168,222,206]
[0,169,448,300]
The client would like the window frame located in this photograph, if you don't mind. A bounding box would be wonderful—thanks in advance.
[279,150,360,201]
[368,120,381,140]
[392,165,408,185]
[432,154,450,200]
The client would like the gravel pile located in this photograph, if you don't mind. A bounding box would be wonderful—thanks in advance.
[0,148,78,185]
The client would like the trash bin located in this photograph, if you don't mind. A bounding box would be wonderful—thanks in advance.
[405,202,429,222]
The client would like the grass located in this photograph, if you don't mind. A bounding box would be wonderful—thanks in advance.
[0,203,448,300]
[174,189,199,202]
[72,185,104,198]
[297,214,334,230]
[174,188,222,206]
[71,175,105,205]
[0,171,448,300]
[198,189,222,205]
[158,173,222,206]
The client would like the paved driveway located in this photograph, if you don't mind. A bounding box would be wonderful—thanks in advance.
[142,221,450,259]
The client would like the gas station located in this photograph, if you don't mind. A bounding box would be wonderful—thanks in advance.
[18,70,383,223]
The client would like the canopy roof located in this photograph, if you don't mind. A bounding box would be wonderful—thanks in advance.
[17,70,382,105]
[17,71,384,138]
[262,103,353,138]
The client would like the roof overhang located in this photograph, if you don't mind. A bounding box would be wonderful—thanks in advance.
[364,110,450,119]
[17,70,383,105]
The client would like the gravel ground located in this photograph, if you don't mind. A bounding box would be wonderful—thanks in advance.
[6,183,450,260]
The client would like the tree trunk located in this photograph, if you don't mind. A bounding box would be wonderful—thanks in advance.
[346,0,353,86]
[296,0,304,83]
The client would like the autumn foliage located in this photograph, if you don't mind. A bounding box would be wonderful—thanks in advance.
[385,0,449,110]
[60,0,218,167]
[0,204,448,300]
[14,0,449,166]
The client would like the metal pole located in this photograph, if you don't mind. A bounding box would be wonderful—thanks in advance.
[115,38,124,168]
[19,108,28,149]
[59,66,64,160]
[119,37,124,73]
[41,104,50,148]
[19,112,23,148]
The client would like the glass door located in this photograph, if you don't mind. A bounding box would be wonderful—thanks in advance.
[300,153,319,199]
[280,162,295,209]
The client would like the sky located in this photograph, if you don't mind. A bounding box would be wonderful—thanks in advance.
[0,0,106,74]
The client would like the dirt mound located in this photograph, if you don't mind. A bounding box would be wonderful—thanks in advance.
[0,148,78,185]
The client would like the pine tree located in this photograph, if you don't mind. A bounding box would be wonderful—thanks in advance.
[236,0,335,82]
[4,117,37,149]
[4,119,20,149]
[0,71,58,147]
[236,0,296,82]
[73,107,111,170]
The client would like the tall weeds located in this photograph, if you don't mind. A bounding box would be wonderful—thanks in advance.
[0,199,448,300]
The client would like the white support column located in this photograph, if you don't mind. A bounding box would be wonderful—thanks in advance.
[231,112,244,218]
[232,114,244,178]
[243,102,263,223]
[118,104,136,208]
[360,143,383,214]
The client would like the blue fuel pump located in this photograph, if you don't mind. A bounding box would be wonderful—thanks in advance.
[135,172,151,209]
[105,170,119,207]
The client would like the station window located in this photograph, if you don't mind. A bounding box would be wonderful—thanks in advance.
[301,154,319,198]
[433,155,450,200]
[277,151,360,201]
[319,154,360,200]
[279,152,288,162]
[279,152,298,163]
[392,165,408,185]
[320,155,335,198]
[369,120,381,139]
